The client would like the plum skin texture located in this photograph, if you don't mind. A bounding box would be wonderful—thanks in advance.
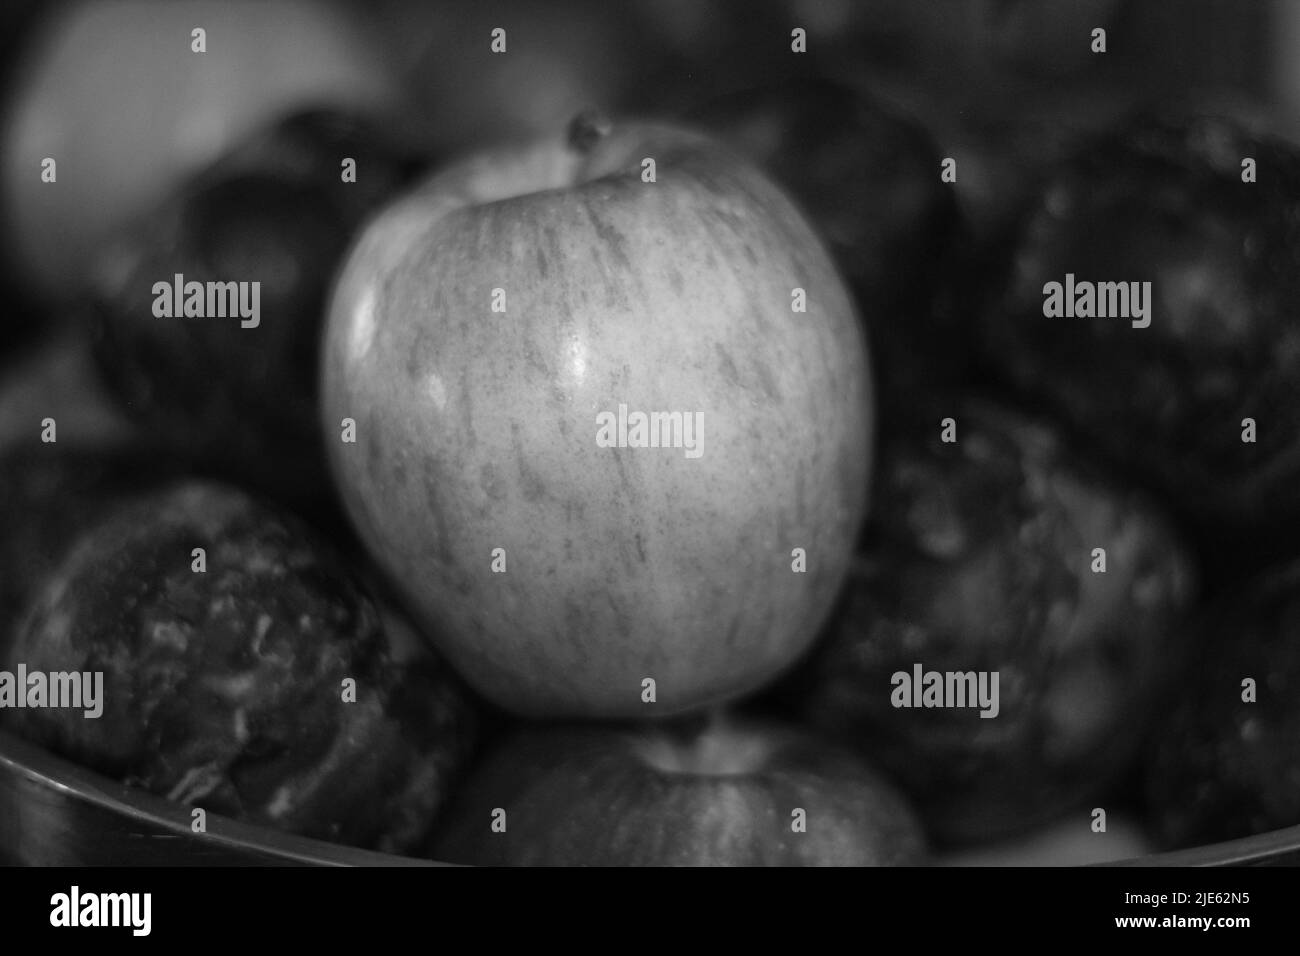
[4,481,477,855]
[981,111,1300,544]
[1145,561,1300,849]
[794,402,1196,845]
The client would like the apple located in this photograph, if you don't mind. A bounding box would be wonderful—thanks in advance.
[979,109,1300,569]
[786,400,1196,845]
[4,481,481,854]
[0,0,399,302]
[322,114,873,718]
[429,715,925,865]
[1144,560,1300,849]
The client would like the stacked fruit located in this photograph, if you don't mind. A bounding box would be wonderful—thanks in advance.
[0,0,1296,865]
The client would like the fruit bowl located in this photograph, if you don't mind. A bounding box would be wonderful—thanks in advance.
[3,726,1298,867]
[3,0,1297,876]
[0,728,437,866]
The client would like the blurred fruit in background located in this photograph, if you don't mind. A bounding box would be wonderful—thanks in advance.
[624,0,802,113]
[1145,560,1300,849]
[788,401,1196,845]
[367,0,637,153]
[830,0,1270,248]
[0,0,47,353]
[0,442,177,659]
[861,0,1126,79]
[0,330,136,452]
[87,109,420,514]
[0,0,400,304]
[3,481,480,855]
[0,447,165,639]
[0,331,172,655]
[980,110,1300,576]
[1276,0,1300,140]
[0,1,43,117]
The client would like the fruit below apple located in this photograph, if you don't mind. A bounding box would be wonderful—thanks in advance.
[430,715,925,866]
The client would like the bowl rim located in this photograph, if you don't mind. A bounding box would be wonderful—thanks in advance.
[3,727,1297,866]
[0,727,440,866]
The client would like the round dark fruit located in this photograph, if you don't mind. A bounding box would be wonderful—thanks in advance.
[792,400,1196,844]
[5,481,478,854]
[981,109,1300,565]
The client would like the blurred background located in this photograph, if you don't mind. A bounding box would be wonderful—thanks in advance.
[0,0,1292,326]
[0,0,1294,381]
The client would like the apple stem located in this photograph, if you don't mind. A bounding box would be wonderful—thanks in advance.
[567,110,612,153]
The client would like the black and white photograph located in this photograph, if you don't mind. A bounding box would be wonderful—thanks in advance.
[0,0,1294,938]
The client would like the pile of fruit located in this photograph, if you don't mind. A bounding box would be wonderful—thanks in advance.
[1,0,1297,866]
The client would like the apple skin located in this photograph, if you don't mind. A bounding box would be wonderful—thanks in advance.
[322,119,873,719]
[429,718,925,866]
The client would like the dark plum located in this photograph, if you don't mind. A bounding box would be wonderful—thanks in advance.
[789,400,1196,844]
[88,110,423,509]
[4,481,477,854]
[980,109,1300,569]
[0,445,178,658]
[1145,561,1300,849]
